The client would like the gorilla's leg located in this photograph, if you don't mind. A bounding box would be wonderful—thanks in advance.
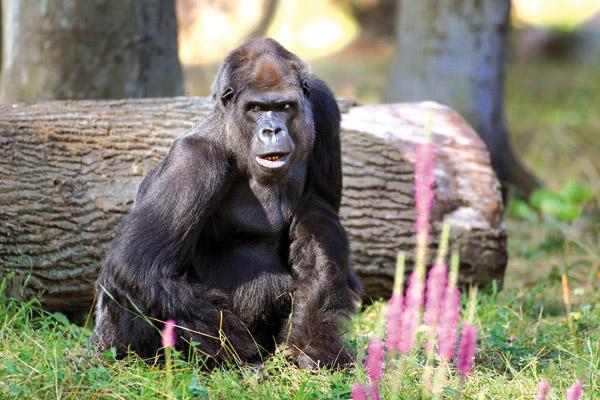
[93,283,260,366]
[285,195,357,368]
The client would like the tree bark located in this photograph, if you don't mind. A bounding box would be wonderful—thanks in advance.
[0,0,183,102]
[387,0,539,197]
[353,0,396,40]
[0,2,3,96]
[0,98,506,313]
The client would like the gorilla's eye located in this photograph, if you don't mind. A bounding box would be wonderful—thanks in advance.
[249,104,263,113]
[283,103,292,111]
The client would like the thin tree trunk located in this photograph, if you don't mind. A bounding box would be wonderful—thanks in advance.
[246,0,280,39]
[387,0,539,197]
[0,98,506,314]
[0,0,183,102]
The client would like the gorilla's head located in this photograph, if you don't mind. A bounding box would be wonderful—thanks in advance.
[212,38,315,185]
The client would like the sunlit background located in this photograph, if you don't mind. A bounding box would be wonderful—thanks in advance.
[177,0,359,65]
[512,0,600,28]
[177,0,600,66]
[176,0,600,105]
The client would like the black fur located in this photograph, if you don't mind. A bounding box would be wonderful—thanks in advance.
[92,38,361,368]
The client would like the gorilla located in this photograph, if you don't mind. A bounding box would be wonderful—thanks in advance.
[92,38,361,369]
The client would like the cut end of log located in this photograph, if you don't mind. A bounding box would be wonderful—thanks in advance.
[341,102,507,299]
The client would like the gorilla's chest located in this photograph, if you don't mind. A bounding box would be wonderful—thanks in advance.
[221,186,282,237]
[215,173,303,239]
[194,171,304,291]
[193,173,302,336]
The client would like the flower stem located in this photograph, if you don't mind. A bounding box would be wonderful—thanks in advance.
[435,222,451,266]
[164,346,174,400]
[393,252,406,296]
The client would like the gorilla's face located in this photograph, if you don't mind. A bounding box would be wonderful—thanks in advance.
[245,91,297,172]
[221,53,315,185]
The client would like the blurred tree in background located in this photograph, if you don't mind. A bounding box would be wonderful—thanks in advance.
[387,0,539,197]
[0,0,183,102]
[0,4,2,96]
[351,0,395,40]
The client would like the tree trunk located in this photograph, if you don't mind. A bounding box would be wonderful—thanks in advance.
[246,0,280,39]
[387,0,539,197]
[0,0,183,102]
[0,1,3,95]
[0,98,506,314]
[353,0,396,40]
[0,2,3,95]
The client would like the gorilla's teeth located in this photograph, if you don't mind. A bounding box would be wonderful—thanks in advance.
[255,154,288,169]
[262,154,283,161]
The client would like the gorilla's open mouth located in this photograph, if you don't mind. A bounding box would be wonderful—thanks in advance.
[255,152,290,169]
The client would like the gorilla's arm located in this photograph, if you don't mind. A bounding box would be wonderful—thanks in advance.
[96,133,257,360]
[280,77,358,368]
[306,77,343,211]
[102,134,227,315]
[285,195,356,368]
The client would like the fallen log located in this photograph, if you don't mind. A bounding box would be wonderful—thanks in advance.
[0,97,506,313]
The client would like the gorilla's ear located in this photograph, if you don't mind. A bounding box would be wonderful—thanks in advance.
[301,80,310,98]
[221,87,235,105]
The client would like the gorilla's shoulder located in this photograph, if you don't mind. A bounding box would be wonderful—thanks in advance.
[168,130,227,171]
[178,112,226,149]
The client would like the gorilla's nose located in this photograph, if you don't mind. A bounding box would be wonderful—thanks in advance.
[258,126,286,143]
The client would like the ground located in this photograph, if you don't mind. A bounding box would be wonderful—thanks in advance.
[1,44,599,399]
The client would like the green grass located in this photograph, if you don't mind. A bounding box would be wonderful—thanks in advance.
[0,277,598,399]
[2,50,600,399]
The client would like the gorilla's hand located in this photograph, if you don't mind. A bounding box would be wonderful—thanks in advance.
[284,195,356,368]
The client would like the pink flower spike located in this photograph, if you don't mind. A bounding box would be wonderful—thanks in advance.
[368,383,380,400]
[351,383,367,400]
[365,338,385,382]
[414,141,436,237]
[456,322,477,377]
[385,293,403,352]
[161,319,177,348]
[565,379,583,400]
[437,286,461,361]
[424,263,448,352]
[424,263,448,327]
[535,379,551,400]
[398,271,425,355]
